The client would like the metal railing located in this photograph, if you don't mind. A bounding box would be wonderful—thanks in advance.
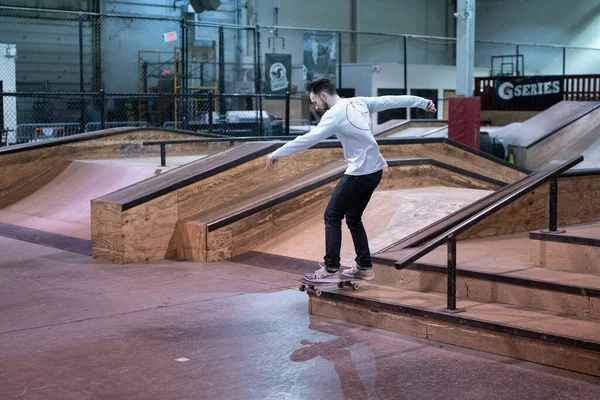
[142,136,301,167]
[393,155,584,311]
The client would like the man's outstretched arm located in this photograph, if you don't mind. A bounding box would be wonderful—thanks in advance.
[266,112,338,170]
[356,95,436,114]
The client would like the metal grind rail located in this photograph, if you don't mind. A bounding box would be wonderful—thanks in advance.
[393,155,584,312]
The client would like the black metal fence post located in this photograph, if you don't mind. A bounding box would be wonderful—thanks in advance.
[160,144,166,167]
[337,32,342,90]
[208,91,214,133]
[0,82,4,146]
[254,26,260,94]
[181,17,188,131]
[403,36,408,94]
[516,44,520,75]
[218,26,226,118]
[79,12,85,134]
[285,91,290,136]
[256,26,264,136]
[447,234,457,311]
[100,89,106,130]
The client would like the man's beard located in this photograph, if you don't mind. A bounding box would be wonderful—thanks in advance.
[316,102,330,116]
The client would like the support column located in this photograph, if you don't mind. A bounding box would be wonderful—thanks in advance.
[455,0,475,97]
[449,0,480,150]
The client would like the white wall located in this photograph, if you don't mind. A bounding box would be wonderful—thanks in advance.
[476,0,600,75]
[370,62,490,120]
[1,44,17,142]
[253,0,352,30]
[340,63,372,96]
[253,0,454,66]
[253,0,449,36]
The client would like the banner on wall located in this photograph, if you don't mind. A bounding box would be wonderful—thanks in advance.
[494,75,563,105]
[265,53,292,93]
[303,31,337,82]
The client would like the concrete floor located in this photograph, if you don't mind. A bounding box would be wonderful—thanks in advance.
[2,237,600,400]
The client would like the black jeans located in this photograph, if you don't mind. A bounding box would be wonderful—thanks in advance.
[323,169,383,272]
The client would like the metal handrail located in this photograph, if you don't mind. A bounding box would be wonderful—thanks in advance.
[394,155,584,311]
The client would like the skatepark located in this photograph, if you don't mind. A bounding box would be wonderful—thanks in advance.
[2,1,600,399]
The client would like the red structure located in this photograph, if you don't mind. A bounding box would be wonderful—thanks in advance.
[448,97,481,150]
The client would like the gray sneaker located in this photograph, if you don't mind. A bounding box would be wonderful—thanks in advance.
[304,264,342,283]
[341,265,374,281]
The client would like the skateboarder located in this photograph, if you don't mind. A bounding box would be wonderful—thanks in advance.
[266,77,436,283]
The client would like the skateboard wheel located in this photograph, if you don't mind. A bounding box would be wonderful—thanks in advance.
[299,284,306,292]
[352,283,360,290]
[315,289,322,297]
[337,282,344,288]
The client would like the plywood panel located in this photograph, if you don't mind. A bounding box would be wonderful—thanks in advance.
[461,175,600,240]
[461,186,548,240]
[311,297,600,377]
[531,239,600,274]
[379,142,525,183]
[206,229,234,262]
[176,220,207,262]
[525,107,600,171]
[381,164,499,191]
[0,129,227,196]
[187,163,499,263]
[177,147,344,219]
[205,184,334,261]
[120,192,179,263]
[91,200,123,254]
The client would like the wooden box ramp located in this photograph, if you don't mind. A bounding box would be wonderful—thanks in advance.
[0,126,227,197]
[177,157,505,262]
[379,170,600,251]
[301,166,600,376]
[91,137,525,264]
[374,119,448,138]
[490,101,600,171]
[310,285,600,377]
[376,137,528,183]
[371,232,600,321]
[530,221,600,274]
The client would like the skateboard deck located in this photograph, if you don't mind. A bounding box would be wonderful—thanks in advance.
[291,277,360,297]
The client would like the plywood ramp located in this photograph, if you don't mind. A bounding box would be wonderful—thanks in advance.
[460,172,600,240]
[176,159,500,263]
[375,119,447,137]
[377,140,526,183]
[310,288,600,377]
[91,139,524,263]
[0,160,161,240]
[489,101,600,171]
[0,127,228,197]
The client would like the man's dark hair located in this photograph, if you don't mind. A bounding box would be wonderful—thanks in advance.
[304,77,337,95]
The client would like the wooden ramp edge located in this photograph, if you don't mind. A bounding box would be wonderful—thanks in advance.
[91,139,524,264]
[176,157,504,263]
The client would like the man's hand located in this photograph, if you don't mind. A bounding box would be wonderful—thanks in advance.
[425,100,437,113]
[266,155,278,171]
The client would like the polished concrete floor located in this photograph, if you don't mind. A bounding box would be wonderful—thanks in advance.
[1,236,600,400]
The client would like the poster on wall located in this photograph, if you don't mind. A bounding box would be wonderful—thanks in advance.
[303,32,337,83]
[494,75,563,106]
[265,53,292,94]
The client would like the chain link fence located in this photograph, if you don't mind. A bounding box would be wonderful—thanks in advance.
[1,6,600,145]
[0,91,292,146]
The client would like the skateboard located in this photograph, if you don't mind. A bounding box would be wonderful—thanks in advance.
[292,277,360,297]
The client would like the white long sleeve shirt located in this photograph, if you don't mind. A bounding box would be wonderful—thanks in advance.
[269,95,430,176]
